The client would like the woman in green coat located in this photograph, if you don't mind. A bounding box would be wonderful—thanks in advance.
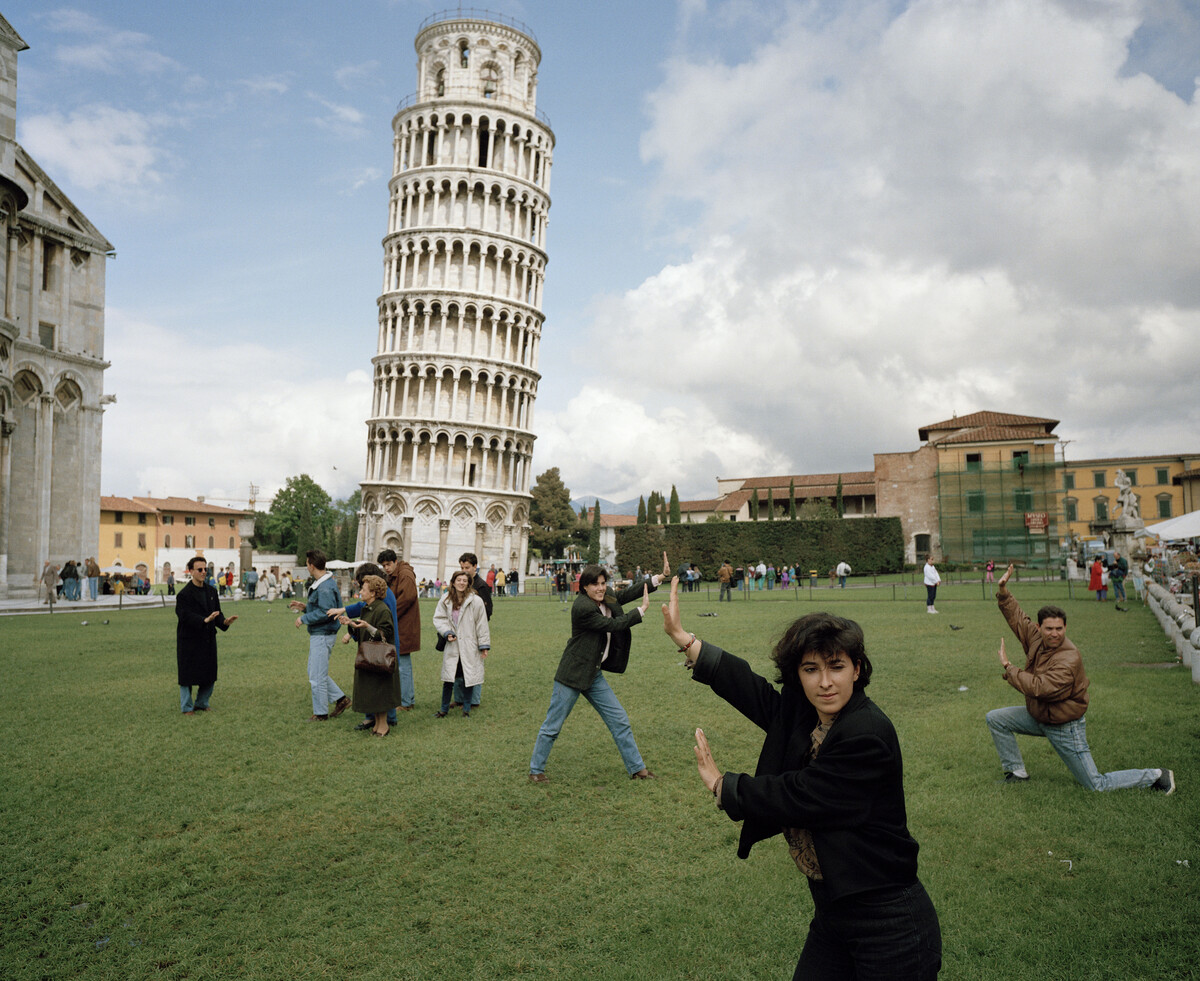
[338,574,399,737]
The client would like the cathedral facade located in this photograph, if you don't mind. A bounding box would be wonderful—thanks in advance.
[0,14,113,597]
[356,12,552,580]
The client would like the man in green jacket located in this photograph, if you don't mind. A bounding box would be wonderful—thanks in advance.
[528,553,669,783]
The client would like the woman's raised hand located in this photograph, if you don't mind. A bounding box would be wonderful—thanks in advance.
[660,576,690,648]
[638,583,650,617]
[694,728,721,794]
[660,550,671,580]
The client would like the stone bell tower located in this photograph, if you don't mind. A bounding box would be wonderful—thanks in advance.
[357,11,553,582]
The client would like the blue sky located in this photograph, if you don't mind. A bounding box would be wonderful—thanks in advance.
[9,0,1200,508]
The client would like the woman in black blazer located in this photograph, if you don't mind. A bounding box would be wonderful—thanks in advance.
[663,579,941,980]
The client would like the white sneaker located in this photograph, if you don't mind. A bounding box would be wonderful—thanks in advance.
[927,607,939,614]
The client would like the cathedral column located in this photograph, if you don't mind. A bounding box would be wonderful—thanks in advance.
[35,394,53,563]
[437,518,451,580]
[0,419,13,589]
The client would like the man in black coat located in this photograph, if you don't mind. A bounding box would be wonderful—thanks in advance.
[175,556,237,715]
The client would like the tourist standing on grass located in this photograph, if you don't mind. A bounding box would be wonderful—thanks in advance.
[836,560,851,589]
[433,571,490,718]
[378,549,419,712]
[1109,551,1128,606]
[1088,556,1105,601]
[923,555,940,614]
[450,552,492,710]
[289,549,350,722]
[175,556,237,715]
[337,574,398,737]
[985,559,995,583]
[662,578,942,979]
[528,553,669,783]
[718,560,733,602]
[329,561,402,731]
[985,564,1175,793]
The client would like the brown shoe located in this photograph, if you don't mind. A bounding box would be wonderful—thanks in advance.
[528,773,549,783]
[630,769,657,780]
[449,702,462,709]
[307,714,329,722]
[330,696,351,719]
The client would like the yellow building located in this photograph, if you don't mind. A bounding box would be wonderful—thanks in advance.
[98,497,158,579]
[1061,454,1200,541]
[97,495,249,583]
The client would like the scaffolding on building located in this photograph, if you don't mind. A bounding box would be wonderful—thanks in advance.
[936,459,1063,568]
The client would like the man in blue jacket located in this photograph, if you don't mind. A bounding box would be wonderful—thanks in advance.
[289,549,349,721]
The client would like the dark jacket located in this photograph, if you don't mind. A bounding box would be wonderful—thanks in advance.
[553,579,657,690]
[692,641,920,903]
[472,573,493,619]
[175,581,228,686]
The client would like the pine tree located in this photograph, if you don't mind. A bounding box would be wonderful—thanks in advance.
[669,485,681,524]
[659,497,669,525]
[296,498,316,564]
[637,496,647,524]
[586,502,602,565]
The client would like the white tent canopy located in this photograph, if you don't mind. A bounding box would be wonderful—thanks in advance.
[1143,509,1200,540]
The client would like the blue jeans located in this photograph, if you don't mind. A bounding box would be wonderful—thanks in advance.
[839,576,847,589]
[986,705,1160,790]
[452,676,481,707]
[180,684,214,713]
[529,675,645,776]
[88,577,99,600]
[307,633,344,715]
[798,880,941,981]
[1113,579,1127,602]
[441,681,476,714]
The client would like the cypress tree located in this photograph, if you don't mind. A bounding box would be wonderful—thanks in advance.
[836,475,844,517]
[789,479,797,521]
[669,485,681,524]
[750,488,760,521]
[767,487,775,521]
[637,496,647,524]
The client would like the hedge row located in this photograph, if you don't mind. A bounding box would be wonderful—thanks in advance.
[614,518,905,580]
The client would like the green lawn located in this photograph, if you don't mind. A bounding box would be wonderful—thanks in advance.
[2,586,1196,980]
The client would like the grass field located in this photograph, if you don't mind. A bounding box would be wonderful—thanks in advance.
[2,583,1197,980]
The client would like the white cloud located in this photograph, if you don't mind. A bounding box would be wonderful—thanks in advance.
[558,0,1200,497]
[240,75,290,96]
[534,384,788,502]
[333,61,381,89]
[100,310,371,504]
[45,9,181,76]
[309,93,368,136]
[19,105,164,192]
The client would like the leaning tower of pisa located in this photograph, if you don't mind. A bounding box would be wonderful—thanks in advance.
[356,11,553,582]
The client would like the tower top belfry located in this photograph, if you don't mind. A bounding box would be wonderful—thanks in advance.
[413,11,544,119]
[357,11,554,582]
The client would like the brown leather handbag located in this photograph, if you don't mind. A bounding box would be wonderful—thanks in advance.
[355,640,397,674]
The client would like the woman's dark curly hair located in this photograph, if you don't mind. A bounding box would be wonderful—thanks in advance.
[770,611,872,690]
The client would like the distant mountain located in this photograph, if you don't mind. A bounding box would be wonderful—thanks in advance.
[570,495,641,516]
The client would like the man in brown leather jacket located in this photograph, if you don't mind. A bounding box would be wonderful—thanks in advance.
[985,564,1175,793]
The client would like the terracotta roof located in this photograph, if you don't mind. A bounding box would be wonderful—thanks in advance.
[583,508,638,527]
[731,471,875,491]
[919,411,1058,442]
[132,496,250,516]
[100,496,158,513]
[931,425,1060,446]
[679,498,725,512]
